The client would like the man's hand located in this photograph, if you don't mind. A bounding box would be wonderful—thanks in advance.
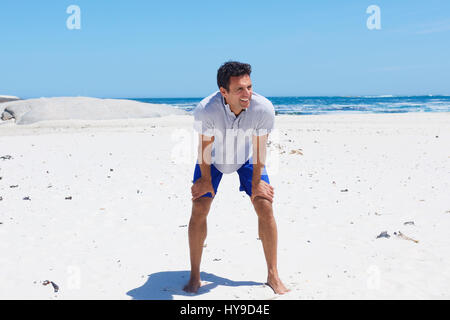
[251,180,274,203]
[191,177,215,201]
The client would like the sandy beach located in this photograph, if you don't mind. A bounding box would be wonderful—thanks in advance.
[1,112,450,300]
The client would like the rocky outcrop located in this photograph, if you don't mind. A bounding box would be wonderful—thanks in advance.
[0,96,188,124]
[0,96,21,120]
[1,109,14,120]
[0,96,20,103]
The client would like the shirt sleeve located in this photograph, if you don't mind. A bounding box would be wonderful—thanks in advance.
[254,106,275,136]
[193,104,215,136]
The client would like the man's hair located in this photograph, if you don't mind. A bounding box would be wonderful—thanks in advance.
[217,61,252,91]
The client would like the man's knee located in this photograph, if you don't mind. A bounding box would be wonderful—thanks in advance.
[191,197,213,217]
[252,196,273,219]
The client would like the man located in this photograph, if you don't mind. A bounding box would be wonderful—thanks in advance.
[183,61,289,295]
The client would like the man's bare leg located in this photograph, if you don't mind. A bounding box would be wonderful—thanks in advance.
[252,196,290,294]
[183,196,213,293]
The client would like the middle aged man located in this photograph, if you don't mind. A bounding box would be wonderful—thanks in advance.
[183,61,289,295]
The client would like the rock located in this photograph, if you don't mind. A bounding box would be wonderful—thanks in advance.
[0,97,188,125]
[42,280,59,293]
[1,109,14,120]
[0,97,20,119]
[376,231,390,239]
[0,96,20,103]
[0,155,13,160]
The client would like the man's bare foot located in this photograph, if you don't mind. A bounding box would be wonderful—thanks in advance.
[183,278,201,293]
[266,276,290,295]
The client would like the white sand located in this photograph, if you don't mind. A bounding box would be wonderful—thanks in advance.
[1,112,450,300]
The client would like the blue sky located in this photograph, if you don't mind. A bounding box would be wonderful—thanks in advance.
[1,0,449,98]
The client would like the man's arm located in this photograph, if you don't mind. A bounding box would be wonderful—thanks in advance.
[198,134,214,176]
[191,134,215,200]
[252,134,267,185]
[251,134,274,202]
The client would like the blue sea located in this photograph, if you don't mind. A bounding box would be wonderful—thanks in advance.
[127,95,450,115]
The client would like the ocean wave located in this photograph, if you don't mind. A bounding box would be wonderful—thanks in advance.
[363,95,395,98]
[130,96,450,115]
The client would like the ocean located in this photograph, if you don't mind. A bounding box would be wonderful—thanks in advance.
[128,95,450,115]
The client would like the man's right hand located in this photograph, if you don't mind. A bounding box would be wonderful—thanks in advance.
[251,180,274,203]
[191,177,215,200]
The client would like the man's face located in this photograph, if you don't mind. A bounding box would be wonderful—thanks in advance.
[220,74,253,114]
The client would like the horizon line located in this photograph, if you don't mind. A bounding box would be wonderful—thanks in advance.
[13,94,450,100]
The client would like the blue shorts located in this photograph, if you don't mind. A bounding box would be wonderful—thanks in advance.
[192,158,270,198]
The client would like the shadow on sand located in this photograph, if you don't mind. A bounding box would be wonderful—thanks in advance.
[126,270,263,300]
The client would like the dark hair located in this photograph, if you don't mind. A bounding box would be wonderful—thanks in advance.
[217,61,252,91]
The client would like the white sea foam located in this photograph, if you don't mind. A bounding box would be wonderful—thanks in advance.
[363,95,395,98]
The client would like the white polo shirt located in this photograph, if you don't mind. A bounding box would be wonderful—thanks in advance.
[193,91,275,174]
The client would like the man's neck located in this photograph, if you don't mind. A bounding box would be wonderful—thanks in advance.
[224,97,243,117]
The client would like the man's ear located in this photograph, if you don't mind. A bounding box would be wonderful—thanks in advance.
[219,87,228,97]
